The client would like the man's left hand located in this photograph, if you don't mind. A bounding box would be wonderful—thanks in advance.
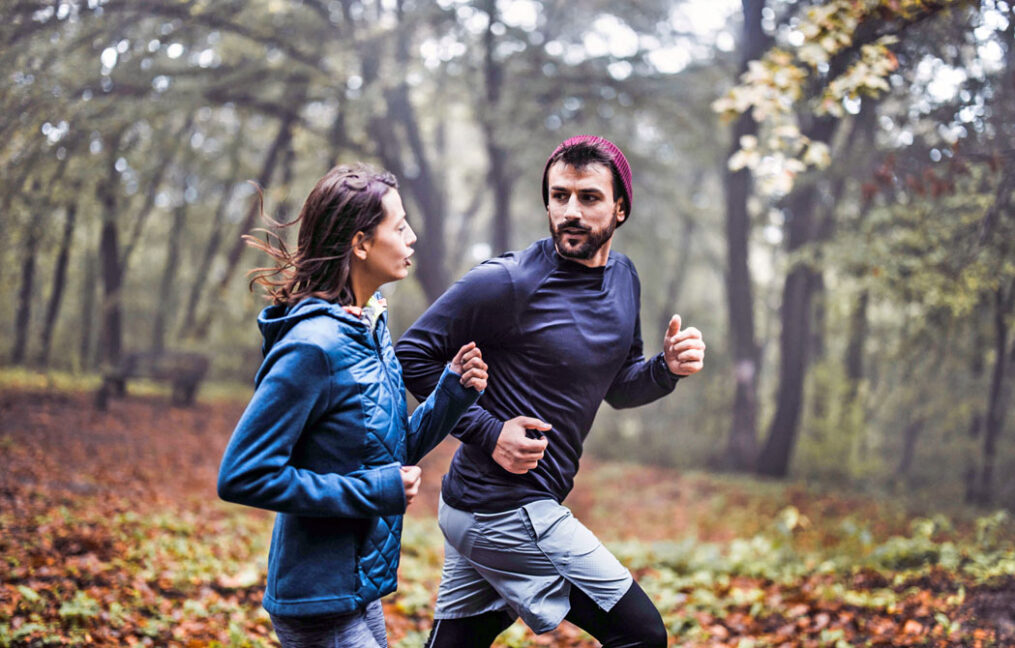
[663,314,705,376]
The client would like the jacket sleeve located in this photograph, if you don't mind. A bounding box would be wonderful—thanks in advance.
[604,308,682,410]
[404,365,483,465]
[217,340,406,518]
[395,261,513,457]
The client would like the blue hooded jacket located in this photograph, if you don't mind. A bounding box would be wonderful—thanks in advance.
[218,296,480,617]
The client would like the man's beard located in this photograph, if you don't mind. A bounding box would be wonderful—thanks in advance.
[549,213,619,260]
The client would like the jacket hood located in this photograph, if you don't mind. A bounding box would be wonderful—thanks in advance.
[258,297,356,356]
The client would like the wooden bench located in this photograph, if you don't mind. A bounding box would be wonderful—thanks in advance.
[95,351,210,410]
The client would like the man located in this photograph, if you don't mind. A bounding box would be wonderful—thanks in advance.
[395,135,706,647]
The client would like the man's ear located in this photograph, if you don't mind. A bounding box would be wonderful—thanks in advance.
[615,199,627,223]
[351,231,371,261]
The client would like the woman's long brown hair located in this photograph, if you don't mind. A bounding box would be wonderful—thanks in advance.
[245,163,398,307]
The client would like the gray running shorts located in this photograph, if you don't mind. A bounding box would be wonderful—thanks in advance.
[433,495,632,634]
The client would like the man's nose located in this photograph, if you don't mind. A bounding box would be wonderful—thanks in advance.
[564,195,581,218]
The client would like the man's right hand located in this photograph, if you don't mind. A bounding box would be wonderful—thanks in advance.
[493,417,551,474]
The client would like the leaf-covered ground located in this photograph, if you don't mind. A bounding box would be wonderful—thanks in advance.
[1,385,1014,647]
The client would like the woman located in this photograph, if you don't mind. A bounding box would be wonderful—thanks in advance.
[217,163,487,648]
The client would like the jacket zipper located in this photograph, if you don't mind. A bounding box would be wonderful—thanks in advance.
[370,316,405,462]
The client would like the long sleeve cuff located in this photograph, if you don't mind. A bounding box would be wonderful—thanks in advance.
[449,403,504,457]
[474,413,504,457]
[439,364,501,455]
[375,461,408,515]
[437,364,484,409]
[653,352,683,390]
[404,365,485,465]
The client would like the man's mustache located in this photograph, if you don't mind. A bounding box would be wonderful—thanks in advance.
[556,221,590,234]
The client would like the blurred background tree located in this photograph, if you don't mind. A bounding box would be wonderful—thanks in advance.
[2,0,1012,508]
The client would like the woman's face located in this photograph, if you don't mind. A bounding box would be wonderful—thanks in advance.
[358,188,417,285]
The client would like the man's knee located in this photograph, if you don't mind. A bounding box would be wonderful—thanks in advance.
[636,612,667,648]
[612,581,667,648]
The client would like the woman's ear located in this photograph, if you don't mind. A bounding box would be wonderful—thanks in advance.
[351,231,371,261]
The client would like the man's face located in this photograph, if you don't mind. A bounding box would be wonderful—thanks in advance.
[546,161,625,262]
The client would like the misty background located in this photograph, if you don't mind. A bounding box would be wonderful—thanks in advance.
[2,0,1013,510]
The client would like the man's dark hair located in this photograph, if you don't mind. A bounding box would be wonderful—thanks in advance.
[541,136,633,223]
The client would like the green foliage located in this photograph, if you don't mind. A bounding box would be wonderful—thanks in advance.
[57,591,100,625]
[15,586,44,613]
[0,368,100,392]
[5,404,1014,646]
[855,166,1013,315]
[975,510,1011,551]
[393,630,431,648]
[714,0,969,196]
[796,358,883,484]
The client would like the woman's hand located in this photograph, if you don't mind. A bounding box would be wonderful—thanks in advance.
[450,342,488,391]
[400,465,422,507]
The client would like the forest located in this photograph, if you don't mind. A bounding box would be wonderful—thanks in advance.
[1,0,1014,646]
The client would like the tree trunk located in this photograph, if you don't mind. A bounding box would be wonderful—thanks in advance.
[180,123,246,338]
[97,140,124,368]
[658,216,696,340]
[78,249,97,372]
[13,167,68,366]
[152,201,187,353]
[97,216,123,368]
[756,114,839,477]
[964,300,988,502]
[808,178,844,363]
[844,289,869,400]
[805,176,847,425]
[488,139,512,255]
[194,110,299,339]
[382,87,449,301]
[756,256,819,476]
[895,419,923,481]
[365,5,449,302]
[974,284,1014,504]
[352,3,449,300]
[964,413,984,502]
[273,137,297,224]
[180,184,235,337]
[120,142,179,270]
[213,115,296,292]
[842,107,878,401]
[0,162,42,293]
[37,202,77,367]
[482,0,513,255]
[757,59,876,472]
[11,221,42,365]
[97,218,123,367]
[721,0,770,470]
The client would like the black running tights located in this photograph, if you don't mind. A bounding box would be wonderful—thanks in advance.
[423,580,666,648]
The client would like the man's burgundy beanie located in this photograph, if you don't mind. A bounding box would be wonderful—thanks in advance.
[541,135,633,222]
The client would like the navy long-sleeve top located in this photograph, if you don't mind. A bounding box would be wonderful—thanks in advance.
[395,238,681,512]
